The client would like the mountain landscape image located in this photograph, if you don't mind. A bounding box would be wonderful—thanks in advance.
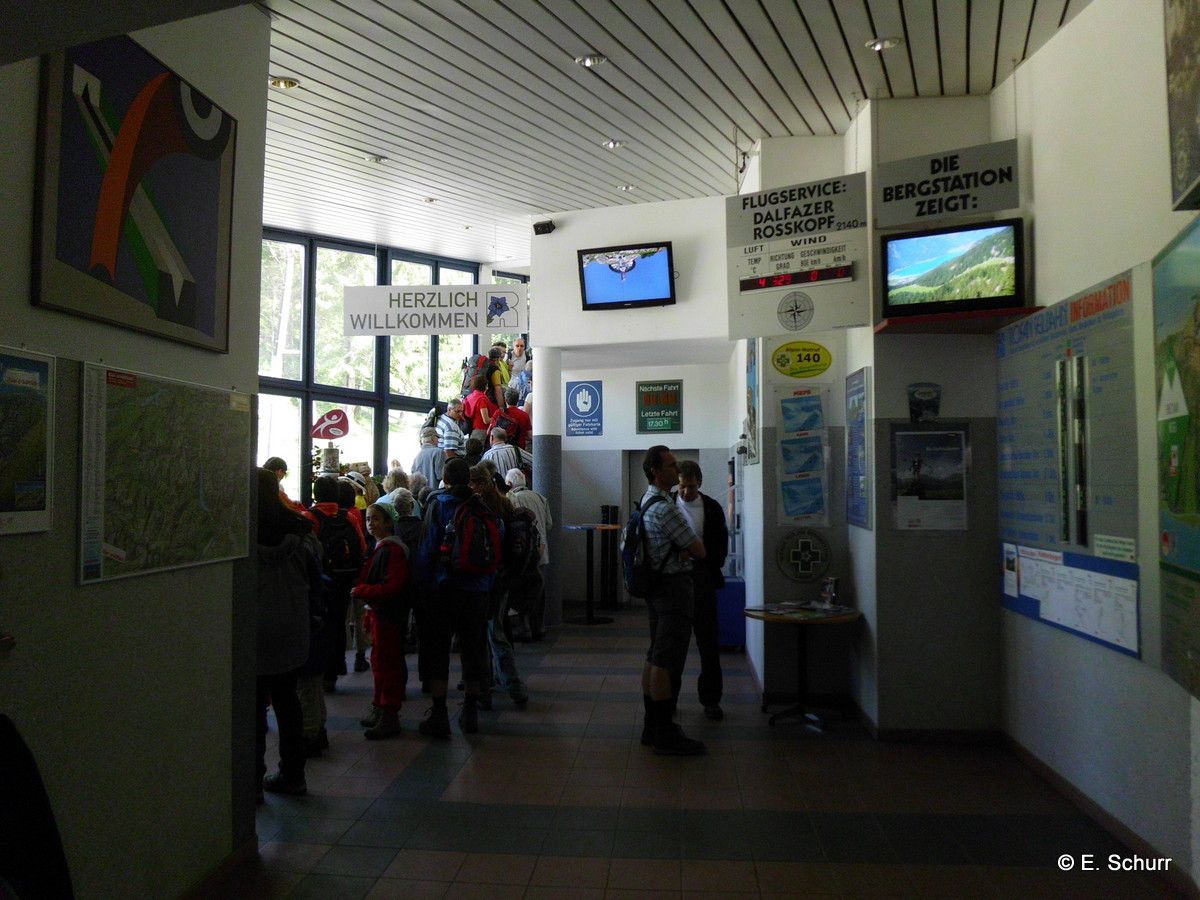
[886,226,1017,306]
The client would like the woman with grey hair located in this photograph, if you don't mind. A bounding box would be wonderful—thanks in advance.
[382,466,409,495]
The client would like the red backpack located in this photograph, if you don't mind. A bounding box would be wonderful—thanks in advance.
[439,495,502,575]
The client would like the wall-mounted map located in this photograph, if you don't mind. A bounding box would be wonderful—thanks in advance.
[80,364,251,583]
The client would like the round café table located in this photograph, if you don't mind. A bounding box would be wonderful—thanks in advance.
[561,524,623,625]
[744,604,862,727]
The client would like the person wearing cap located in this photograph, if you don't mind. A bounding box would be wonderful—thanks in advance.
[351,501,411,739]
[264,456,303,510]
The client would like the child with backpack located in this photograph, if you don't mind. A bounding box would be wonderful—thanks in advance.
[351,501,412,740]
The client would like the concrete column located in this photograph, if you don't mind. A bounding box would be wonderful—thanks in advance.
[532,345,562,625]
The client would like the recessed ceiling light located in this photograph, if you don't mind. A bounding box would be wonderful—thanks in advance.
[601,139,626,150]
[422,197,438,203]
[617,185,636,192]
[268,75,301,89]
[574,54,607,68]
[362,155,388,163]
[865,37,901,52]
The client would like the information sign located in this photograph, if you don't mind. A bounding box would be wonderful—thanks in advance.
[726,174,869,338]
[636,380,682,434]
[566,381,603,436]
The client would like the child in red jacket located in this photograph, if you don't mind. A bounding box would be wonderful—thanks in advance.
[351,501,411,739]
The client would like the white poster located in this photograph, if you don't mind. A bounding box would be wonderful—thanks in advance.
[344,284,527,336]
[775,383,831,526]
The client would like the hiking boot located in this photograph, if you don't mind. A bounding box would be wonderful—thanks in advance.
[262,772,307,795]
[703,704,724,721]
[460,703,479,734]
[418,707,451,738]
[640,726,655,746]
[509,688,529,706]
[359,705,381,728]
[653,723,705,756]
[364,709,401,740]
[354,652,370,673]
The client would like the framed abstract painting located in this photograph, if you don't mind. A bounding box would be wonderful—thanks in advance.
[35,34,236,352]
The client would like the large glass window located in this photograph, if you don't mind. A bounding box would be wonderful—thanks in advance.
[259,240,305,380]
[388,408,428,473]
[390,258,434,398]
[312,399,375,475]
[257,393,302,475]
[314,246,376,390]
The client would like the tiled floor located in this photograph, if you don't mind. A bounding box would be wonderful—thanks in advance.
[206,606,1185,899]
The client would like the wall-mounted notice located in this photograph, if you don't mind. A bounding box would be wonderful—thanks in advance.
[636,380,682,434]
[1155,217,1200,695]
[344,284,527,335]
[875,139,1018,228]
[890,425,968,530]
[997,270,1140,655]
[81,365,251,583]
[566,380,603,436]
[769,339,832,379]
[776,383,830,526]
[1002,544,1139,656]
[845,367,871,529]
[0,347,54,534]
[726,174,869,339]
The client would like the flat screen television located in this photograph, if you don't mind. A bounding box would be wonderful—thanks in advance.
[880,217,1026,319]
[578,242,675,311]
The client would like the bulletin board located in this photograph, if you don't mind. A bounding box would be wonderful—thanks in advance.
[996,270,1141,655]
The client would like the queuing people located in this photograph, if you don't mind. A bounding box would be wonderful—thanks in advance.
[463,374,497,441]
[351,501,410,740]
[637,446,707,756]
[481,427,521,475]
[508,337,530,382]
[505,468,551,642]
[412,426,444,487]
[263,456,303,510]
[436,399,467,459]
[254,468,324,798]
[674,460,729,720]
[413,458,495,736]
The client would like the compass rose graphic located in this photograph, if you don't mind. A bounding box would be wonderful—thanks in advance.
[777,292,814,331]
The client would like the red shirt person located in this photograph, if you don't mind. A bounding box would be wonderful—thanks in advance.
[462,374,498,441]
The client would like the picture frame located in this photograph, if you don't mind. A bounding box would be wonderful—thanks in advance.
[34,34,236,352]
[0,347,55,535]
[1165,0,1200,209]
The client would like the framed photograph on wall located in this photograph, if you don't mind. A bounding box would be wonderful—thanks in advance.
[0,347,55,534]
[35,34,236,352]
[1165,0,1200,208]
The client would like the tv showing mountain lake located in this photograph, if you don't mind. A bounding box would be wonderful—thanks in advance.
[881,218,1025,318]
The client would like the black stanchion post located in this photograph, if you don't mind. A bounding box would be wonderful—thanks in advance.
[600,504,616,608]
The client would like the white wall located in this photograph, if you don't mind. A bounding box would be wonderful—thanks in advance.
[533,195,730,348]
[994,0,1195,876]
[0,8,269,898]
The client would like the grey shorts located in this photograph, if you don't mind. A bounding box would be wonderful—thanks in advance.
[645,573,695,671]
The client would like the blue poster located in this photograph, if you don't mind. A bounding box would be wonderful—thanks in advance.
[566,380,603,436]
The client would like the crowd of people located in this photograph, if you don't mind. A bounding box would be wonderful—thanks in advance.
[252,341,726,799]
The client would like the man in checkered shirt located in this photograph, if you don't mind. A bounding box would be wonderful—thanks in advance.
[637,445,708,755]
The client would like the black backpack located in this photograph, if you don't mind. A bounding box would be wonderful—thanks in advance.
[492,407,525,446]
[421,402,446,429]
[503,507,541,581]
[310,508,364,578]
[620,495,668,598]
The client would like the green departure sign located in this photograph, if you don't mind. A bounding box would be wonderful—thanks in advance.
[637,380,682,434]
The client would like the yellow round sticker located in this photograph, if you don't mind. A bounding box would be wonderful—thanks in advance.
[770,341,831,378]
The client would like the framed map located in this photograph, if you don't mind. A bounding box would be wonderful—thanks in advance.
[80,364,251,583]
[0,347,54,534]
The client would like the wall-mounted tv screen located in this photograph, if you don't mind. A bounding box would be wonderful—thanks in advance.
[881,217,1026,319]
[578,242,675,311]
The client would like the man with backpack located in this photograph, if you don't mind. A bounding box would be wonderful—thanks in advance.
[505,468,551,642]
[413,457,500,736]
[633,445,707,756]
[303,475,368,694]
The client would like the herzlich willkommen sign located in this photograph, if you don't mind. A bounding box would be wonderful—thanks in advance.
[344,284,527,335]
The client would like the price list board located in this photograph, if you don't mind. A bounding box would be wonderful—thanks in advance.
[726,174,869,339]
[997,271,1140,654]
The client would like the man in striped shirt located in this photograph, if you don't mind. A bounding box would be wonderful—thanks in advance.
[637,445,707,755]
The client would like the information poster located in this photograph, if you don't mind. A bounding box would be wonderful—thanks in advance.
[891,425,968,530]
[845,367,870,529]
[726,174,869,339]
[1155,218,1200,694]
[776,384,829,526]
[0,347,54,534]
[81,365,251,583]
[636,380,681,434]
[1003,544,1139,656]
[998,270,1141,655]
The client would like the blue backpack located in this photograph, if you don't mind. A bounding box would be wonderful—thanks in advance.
[620,495,668,598]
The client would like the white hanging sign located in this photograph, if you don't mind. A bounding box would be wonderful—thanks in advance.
[344,284,527,335]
